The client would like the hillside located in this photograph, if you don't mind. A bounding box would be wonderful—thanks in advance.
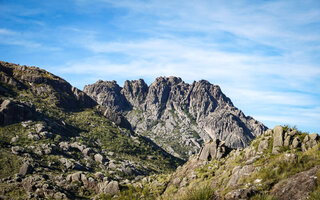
[115,125,320,200]
[1,61,318,200]
[84,77,267,160]
[0,61,183,199]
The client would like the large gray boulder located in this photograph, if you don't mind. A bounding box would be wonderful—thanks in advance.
[94,154,106,164]
[19,163,33,177]
[302,133,319,151]
[198,139,231,161]
[270,166,319,200]
[272,125,284,154]
[258,139,269,152]
[11,146,25,155]
[227,165,255,187]
[98,180,119,195]
[0,100,33,126]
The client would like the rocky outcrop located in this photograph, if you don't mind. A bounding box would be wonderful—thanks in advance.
[270,166,319,200]
[0,100,33,126]
[227,165,255,187]
[19,163,33,177]
[225,188,256,200]
[157,126,320,200]
[0,61,96,110]
[96,105,132,130]
[198,139,232,161]
[272,125,284,154]
[98,180,119,195]
[270,126,319,154]
[84,77,267,159]
[83,80,130,112]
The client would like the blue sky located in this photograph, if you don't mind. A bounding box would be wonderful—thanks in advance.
[0,0,320,133]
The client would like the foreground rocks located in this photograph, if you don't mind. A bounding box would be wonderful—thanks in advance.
[271,126,319,154]
[156,126,320,200]
[270,167,319,200]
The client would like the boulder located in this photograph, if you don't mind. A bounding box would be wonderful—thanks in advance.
[244,146,256,159]
[66,172,83,182]
[22,176,37,193]
[0,100,33,126]
[98,180,119,195]
[19,163,33,177]
[70,142,86,152]
[270,166,319,200]
[227,165,255,187]
[265,129,273,135]
[11,146,25,155]
[35,123,46,133]
[284,135,291,147]
[225,188,256,200]
[59,142,70,151]
[39,131,54,139]
[198,139,231,161]
[172,177,181,186]
[108,162,116,169]
[94,154,106,164]
[11,136,19,143]
[258,139,269,152]
[292,137,301,149]
[122,166,134,176]
[53,192,68,200]
[59,158,73,169]
[289,130,298,136]
[272,125,284,154]
[82,148,93,157]
[94,172,104,180]
[310,133,319,141]
[304,133,319,151]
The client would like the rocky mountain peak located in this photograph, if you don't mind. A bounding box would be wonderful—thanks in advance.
[152,76,183,85]
[0,61,96,110]
[83,80,130,112]
[122,79,148,107]
[84,76,267,160]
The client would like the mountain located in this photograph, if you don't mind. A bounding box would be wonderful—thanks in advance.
[84,77,267,160]
[115,125,320,200]
[1,61,319,200]
[0,61,183,199]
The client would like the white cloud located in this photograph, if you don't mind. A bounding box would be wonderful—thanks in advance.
[57,0,320,132]
[0,28,18,35]
[2,0,318,132]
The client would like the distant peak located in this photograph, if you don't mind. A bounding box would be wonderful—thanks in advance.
[198,79,212,85]
[152,76,183,86]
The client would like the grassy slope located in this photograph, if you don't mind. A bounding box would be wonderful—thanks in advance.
[109,126,320,200]
[0,62,183,198]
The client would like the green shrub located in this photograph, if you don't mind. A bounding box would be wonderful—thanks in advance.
[180,184,215,200]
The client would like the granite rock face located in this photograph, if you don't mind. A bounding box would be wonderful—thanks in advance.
[0,99,33,126]
[0,61,97,110]
[198,139,231,161]
[270,166,319,200]
[84,76,267,159]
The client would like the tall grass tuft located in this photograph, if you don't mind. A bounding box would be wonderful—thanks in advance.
[179,184,216,200]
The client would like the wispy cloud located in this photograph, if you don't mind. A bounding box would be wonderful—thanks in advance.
[0,28,17,35]
[1,0,319,132]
